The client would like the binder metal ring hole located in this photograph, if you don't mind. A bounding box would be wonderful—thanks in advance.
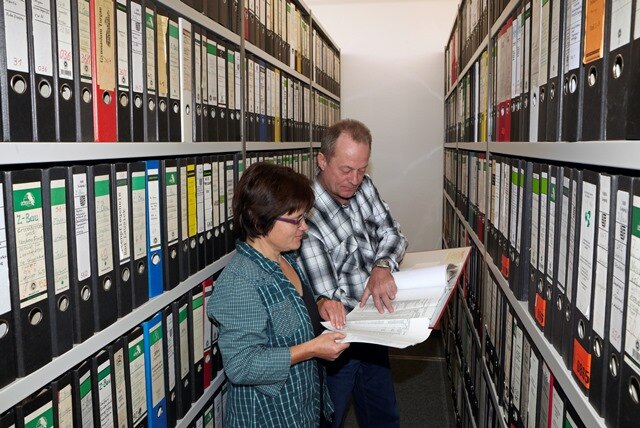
[610,354,619,377]
[185,104,191,115]
[122,267,130,282]
[148,98,155,111]
[537,278,543,293]
[58,296,70,312]
[556,296,562,311]
[119,93,129,107]
[196,105,201,116]
[173,102,179,114]
[588,66,597,86]
[539,87,545,103]
[38,80,52,98]
[564,76,570,94]
[0,320,8,339]
[81,286,91,301]
[190,238,196,248]
[545,285,552,300]
[171,248,177,259]
[565,307,571,322]
[102,91,111,105]
[103,277,112,291]
[211,109,216,118]
[10,75,27,95]
[569,75,578,93]
[207,231,212,239]
[532,93,537,107]
[550,83,555,100]
[61,84,73,101]
[134,95,142,108]
[82,88,91,104]
[524,97,528,108]
[629,376,640,404]
[593,336,602,357]
[183,242,188,252]
[152,254,160,265]
[28,308,44,325]
[578,319,585,339]
[137,261,145,274]
[613,54,624,79]
[159,99,166,112]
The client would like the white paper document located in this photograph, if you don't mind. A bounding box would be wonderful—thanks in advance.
[322,247,472,348]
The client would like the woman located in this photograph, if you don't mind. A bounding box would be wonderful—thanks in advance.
[208,162,349,427]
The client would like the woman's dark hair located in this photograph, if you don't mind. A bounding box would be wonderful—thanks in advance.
[233,162,315,241]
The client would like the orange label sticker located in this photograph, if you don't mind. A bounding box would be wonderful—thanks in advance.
[535,294,546,327]
[572,339,592,389]
[583,0,606,64]
[501,255,510,279]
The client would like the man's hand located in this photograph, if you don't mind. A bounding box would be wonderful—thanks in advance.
[318,298,347,329]
[359,267,397,314]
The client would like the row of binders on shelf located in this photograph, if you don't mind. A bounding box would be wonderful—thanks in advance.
[442,211,590,428]
[445,0,640,143]
[445,148,640,427]
[0,0,340,143]
[0,276,226,428]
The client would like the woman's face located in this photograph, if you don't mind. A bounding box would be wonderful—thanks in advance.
[264,208,309,254]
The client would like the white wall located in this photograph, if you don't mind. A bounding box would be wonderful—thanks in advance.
[306,0,458,251]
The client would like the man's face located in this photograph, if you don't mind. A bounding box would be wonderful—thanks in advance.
[318,133,370,204]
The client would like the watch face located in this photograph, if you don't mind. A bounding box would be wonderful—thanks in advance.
[375,259,391,269]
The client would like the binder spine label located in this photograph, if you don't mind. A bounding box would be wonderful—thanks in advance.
[610,0,632,50]
[129,334,147,424]
[235,53,241,113]
[145,8,155,94]
[113,348,128,428]
[131,172,147,261]
[549,0,561,79]
[24,401,53,428]
[531,173,540,267]
[635,2,640,39]
[547,177,557,280]
[116,0,128,89]
[593,176,611,337]
[74,174,91,282]
[167,312,176,391]
[168,21,179,101]
[130,2,143,94]
[583,0,606,64]
[565,0,584,72]
[97,360,114,426]
[550,385,564,427]
[149,322,165,406]
[196,164,204,234]
[179,305,189,379]
[78,0,92,81]
[193,294,204,360]
[217,46,226,106]
[204,405,213,428]
[165,168,178,245]
[512,323,523,410]
[228,52,235,111]
[558,178,571,292]
[157,15,168,98]
[4,0,29,73]
[58,383,73,427]
[57,0,74,80]
[610,189,630,351]
[95,176,114,276]
[95,0,115,89]
[212,163,220,230]
[624,197,640,375]
[13,181,47,307]
[527,349,539,425]
[194,34,202,105]
[226,161,234,221]
[115,172,131,264]
[572,338,592,388]
[577,181,597,317]
[80,371,94,427]
[51,180,70,294]
[147,168,161,252]
[535,293,547,327]
[179,166,188,242]
[207,42,217,106]
[187,165,196,239]
[204,164,213,232]
[32,0,54,77]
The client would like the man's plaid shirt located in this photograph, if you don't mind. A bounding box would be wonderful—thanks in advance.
[298,175,408,309]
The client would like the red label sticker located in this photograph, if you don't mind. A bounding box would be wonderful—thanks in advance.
[572,339,592,389]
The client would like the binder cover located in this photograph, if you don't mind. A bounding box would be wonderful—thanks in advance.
[189,285,205,401]
[196,158,206,270]
[194,27,203,142]
[178,17,193,143]
[130,0,145,141]
[546,0,565,141]
[167,16,181,142]
[124,327,148,427]
[143,2,158,142]
[145,160,164,299]
[155,6,170,142]
[561,0,585,141]
[142,312,167,428]
[51,372,74,427]
[108,337,130,428]
[72,0,94,141]
[91,349,116,427]
[217,41,228,141]
[71,360,95,427]
[174,298,192,418]
[129,162,149,309]
[0,176,17,388]
[178,158,189,282]
[115,0,132,142]
[162,306,176,428]
[203,158,215,266]
[160,159,179,290]
[111,163,134,318]
[186,158,198,275]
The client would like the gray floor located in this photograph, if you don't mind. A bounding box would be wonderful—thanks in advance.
[342,331,456,427]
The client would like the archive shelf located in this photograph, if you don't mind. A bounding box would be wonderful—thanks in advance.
[175,371,226,428]
[312,82,341,102]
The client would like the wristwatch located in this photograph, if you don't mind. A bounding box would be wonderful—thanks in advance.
[374,258,392,271]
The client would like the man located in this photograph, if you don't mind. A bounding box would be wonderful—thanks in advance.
[299,119,408,427]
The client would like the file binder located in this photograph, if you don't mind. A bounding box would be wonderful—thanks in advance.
[546,0,564,141]
[190,285,205,401]
[29,0,56,142]
[88,164,118,331]
[219,0,229,29]
[543,165,561,342]
[145,160,164,299]
[203,277,213,389]
[212,156,223,259]
[66,165,95,343]
[0,189,16,386]
[514,161,532,301]
[51,371,74,427]
[246,56,256,142]
[604,175,633,428]
[142,312,167,428]
[73,0,95,141]
[232,47,242,141]
[174,298,192,418]
[0,0,34,141]
[156,6,170,142]
[115,0,132,142]
[130,0,145,141]
[124,327,148,427]
[129,161,149,309]
[71,360,94,427]
[16,387,54,428]
[168,16,181,142]
[143,2,158,142]
[196,159,206,271]
[536,0,550,141]
[224,154,236,252]
[227,47,236,142]
[42,167,74,357]
[562,0,585,141]
[205,34,217,142]
[160,159,179,290]
[194,27,203,142]
[203,158,215,266]
[162,306,176,428]
[528,162,541,318]
[572,169,599,395]
[111,163,134,318]
[179,17,193,143]
[178,158,189,282]
[217,41,228,141]
[107,337,130,428]
[90,0,117,142]
[186,158,198,275]
[200,33,209,142]
[51,0,78,142]
[91,349,116,427]
[258,61,267,142]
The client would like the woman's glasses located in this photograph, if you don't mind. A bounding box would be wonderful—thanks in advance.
[276,213,309,227]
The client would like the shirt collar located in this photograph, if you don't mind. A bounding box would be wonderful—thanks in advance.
[312,178,346,221]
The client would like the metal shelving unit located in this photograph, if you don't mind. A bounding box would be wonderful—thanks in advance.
[175,371,226,428]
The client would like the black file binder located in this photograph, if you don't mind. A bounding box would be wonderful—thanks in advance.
[562,0,585,142]
[160,159,180,290]
[42,167,74,357]
[174,297,192,418]
[107,337,130,428]
[246,55,256,142]
[15,387,54,427]
[537,0,551,141]
[224,154,236,253]
[604,0,633,139]
[51,371,74,427]
[219,0,229,29]
[186,158,199,275]
[217,40,228,141]
[514,160,532,302]
[200,32,210,143]
[162,305,177,428]
[91,349,116,427]
[625,2,640,139]
[571,169,599,395]
[123,326,148,427]
[189,284,205,401]
[4,169,54,376]
[194,26,203,142]
[195,158,207,271]
[603,175,633,428]
[206,0,219,22]
[212,155,224,258]
[167,14,182,142]
[546,0,565,141]
[115,0,132,142]
[178,158,190,282]
[87,164,118,331]
[528,162,541,321]
[111,163,134,318]
[0,174,17,388]
[130,0,145,141]
[178,16,192,142]
[71,360,95,427]
[229,47,241,141]
[143,0,158,142]
[129,161,149,309]
[205,32,217,142]
[543,165,562,343]
[71,0,94,141]
[231,0,240,34]
[203,157,216,266]
[156,5,170,142]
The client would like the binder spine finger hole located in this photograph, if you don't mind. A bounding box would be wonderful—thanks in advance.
[81,286,91,301]
[159,100,166,112]
[569,75,577,93]
[550,83,555,100]
[629,377,640,405]
[148,99,155,111]
[593,337,602,357]
[134,95,142,108]
[102,92,111,105]
[0,321,7,338]
[27,308,43,326]
[137,261,145,274]
[61,84,72,101]
[588,66,598,86]
[613,55,623,79]
[82,88,91,103]
[609,354,619,377]
[58,296,69,312]
[38,81,52,98]
[103,277,112,291]
[11,75,27,95]
[578,319,585,339]
[532,93,537,107]
[119,93,128,107]
[122,268,130,282]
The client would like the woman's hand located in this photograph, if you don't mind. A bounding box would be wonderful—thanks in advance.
[290,332,350,364]
[318,298,347,329]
